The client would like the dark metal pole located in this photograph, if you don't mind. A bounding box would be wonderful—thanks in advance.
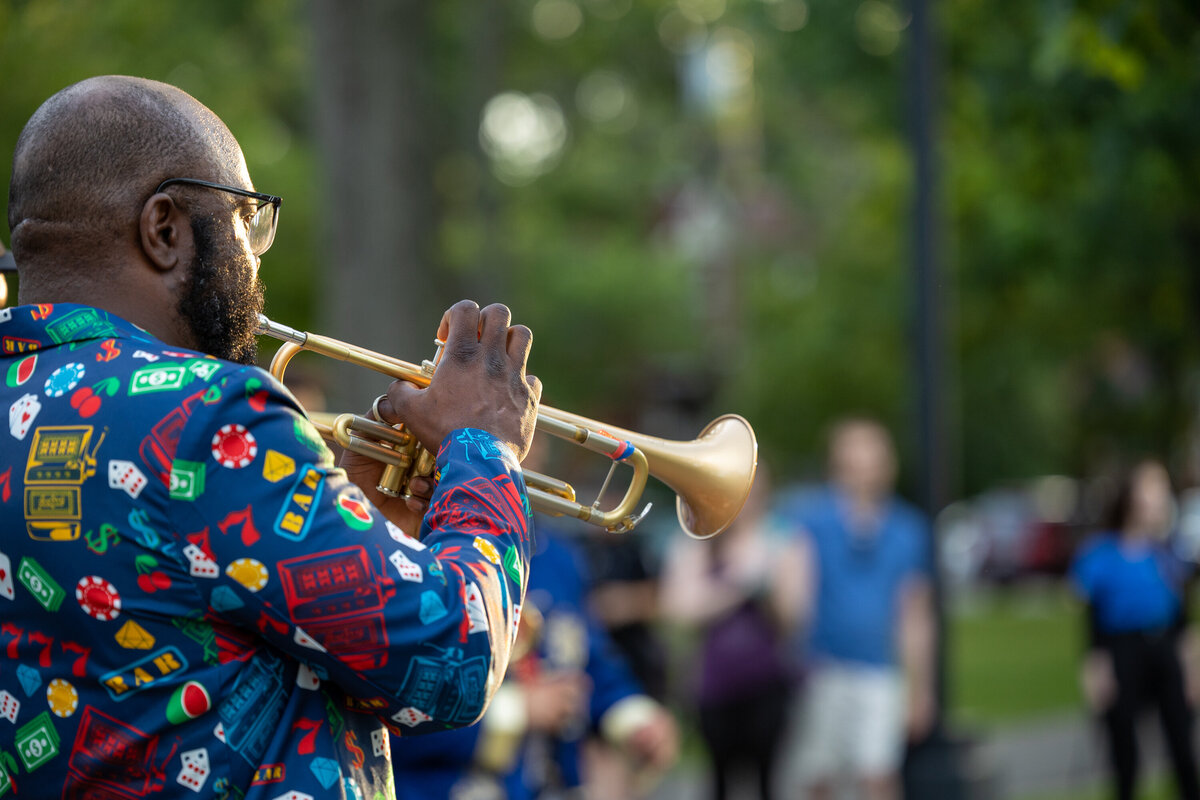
[911,0,945,523]
[904,0,968,797]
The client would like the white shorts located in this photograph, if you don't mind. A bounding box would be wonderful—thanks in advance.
[789,662,906,781]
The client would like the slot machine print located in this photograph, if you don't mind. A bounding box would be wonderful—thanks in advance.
[394,644,488,727]
[23,425,106,542]
[67,706,167,796]
[43,307,117,344]
[139,389,207,486]
[277,547,391,671]
[218,651,288,769]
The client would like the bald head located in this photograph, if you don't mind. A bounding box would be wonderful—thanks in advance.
[7,76,242,262]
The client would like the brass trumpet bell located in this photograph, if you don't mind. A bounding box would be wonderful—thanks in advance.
[257,315,758,538]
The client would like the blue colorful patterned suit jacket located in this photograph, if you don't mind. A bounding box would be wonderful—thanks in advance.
[0,303,532,800]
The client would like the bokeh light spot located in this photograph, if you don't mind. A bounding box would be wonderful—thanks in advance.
[576,70,638,132]
[762,0,809,32]
[855,0,908,56]
[479,92,568,185]
[677,0,726,25]
[532,0,584,40]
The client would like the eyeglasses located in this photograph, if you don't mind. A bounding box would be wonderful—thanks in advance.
[156,178,282,256]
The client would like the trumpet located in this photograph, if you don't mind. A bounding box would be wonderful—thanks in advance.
[256,315,758,539]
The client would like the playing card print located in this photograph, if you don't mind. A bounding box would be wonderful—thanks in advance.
[8,392,40,439]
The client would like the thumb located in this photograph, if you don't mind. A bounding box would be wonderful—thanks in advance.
[381,380,419,424]
[383,379,445,452]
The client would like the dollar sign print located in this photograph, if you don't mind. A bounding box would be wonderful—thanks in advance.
[95,339,121,362]
[127,509,160,548]
[345,730,365,770]
[85,523,121,554]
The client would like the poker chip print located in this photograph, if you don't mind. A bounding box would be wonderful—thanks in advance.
[211,424,258,468]
[225,558,269,592]
[46,678,79,718]
[75,575,122,621]
[44,363,85,397]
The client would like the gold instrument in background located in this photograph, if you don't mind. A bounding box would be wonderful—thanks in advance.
[256,315,758,539]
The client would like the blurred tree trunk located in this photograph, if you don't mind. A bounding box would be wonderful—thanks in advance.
[310,0,440,411]
[465,0,505,303]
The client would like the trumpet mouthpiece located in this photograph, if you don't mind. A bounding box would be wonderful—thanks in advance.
[256,315,307,345]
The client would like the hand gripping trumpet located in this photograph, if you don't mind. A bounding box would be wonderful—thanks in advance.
[256,315,758,538]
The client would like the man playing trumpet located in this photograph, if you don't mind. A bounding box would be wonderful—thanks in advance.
[1,75,540,799]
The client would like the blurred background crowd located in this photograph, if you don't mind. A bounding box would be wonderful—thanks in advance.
[3,1,1200,798]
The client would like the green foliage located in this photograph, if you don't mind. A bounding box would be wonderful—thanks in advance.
[3,0,1198,496]
[945,0,1200,489]
[0,0,318,327]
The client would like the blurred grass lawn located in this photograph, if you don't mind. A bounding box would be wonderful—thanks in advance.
[1016,776,1171,800]
[948,584,1184,800]
[949,583,1084,726]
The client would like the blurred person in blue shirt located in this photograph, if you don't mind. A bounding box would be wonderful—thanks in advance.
[390,517,678,799]
[780,418,936,800]
[1071,459,1199,800]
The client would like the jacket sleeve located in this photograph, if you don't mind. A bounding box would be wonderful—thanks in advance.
[166,366,532,735]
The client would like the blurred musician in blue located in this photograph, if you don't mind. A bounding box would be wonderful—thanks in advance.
[390,515,678,799]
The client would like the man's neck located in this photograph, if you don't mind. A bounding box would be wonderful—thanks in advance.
[19,277,192,352]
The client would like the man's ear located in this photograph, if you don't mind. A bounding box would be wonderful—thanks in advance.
[139,193,191,272]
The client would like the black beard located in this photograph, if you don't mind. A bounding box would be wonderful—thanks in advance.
[177,217,265,364]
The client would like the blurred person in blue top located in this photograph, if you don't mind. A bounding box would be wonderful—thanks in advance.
[1071,459,1199,800]
[389,514,678,799]
[781,417,936,800]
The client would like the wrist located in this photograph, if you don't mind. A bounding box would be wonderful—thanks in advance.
[437,428,521,471]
